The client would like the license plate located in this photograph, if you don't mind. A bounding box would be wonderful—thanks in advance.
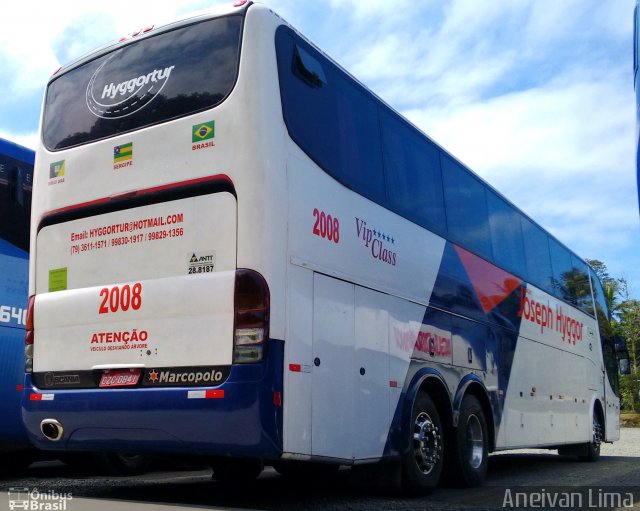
[99,369,141,388]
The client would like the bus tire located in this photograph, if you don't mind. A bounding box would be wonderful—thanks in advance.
[211,458,263,482]
[401,392,444,495]
[93,452,151,476]
[579,408,603,462]
[443,395,488,487]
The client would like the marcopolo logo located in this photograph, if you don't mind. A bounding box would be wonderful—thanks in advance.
[144,366,229,387]
[86,51,176,119]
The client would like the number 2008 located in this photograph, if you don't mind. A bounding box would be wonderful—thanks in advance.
[99,283,142,314]
[312,208,340,244]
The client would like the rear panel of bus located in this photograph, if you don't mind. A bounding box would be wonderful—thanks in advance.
[24,4,288,457]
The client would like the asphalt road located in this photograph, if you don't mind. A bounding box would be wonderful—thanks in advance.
[2,429,639,511]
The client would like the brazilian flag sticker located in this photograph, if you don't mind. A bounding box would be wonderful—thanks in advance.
[192,121,215,143]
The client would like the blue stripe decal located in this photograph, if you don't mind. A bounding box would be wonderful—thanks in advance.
[383,241,524,456]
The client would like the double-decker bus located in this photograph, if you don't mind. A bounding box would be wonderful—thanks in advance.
[0,138,33,471]
[23,1,628,492]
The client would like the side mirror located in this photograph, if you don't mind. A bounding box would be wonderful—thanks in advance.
[615,336,631,376]
[618,357,631,376]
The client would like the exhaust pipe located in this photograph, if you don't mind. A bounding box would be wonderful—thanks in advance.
[40,419,64,442]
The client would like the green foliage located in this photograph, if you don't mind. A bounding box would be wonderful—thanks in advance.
[619,299,640,412]
[587,260,640,412]
[585,259,610,283]
[620,375,639,413]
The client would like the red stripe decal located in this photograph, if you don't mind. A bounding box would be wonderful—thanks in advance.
[454,245,523,314]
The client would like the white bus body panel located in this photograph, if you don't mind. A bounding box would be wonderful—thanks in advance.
[283,151,446,459]
[496,283,604,449]
[33,193,237,372]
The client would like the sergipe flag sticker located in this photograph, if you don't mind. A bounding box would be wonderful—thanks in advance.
[192,121,215,143]
[114,143,133,163]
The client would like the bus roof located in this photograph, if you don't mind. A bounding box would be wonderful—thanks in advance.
[0,138,34,165]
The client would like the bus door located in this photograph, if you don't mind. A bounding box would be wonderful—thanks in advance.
[311,273,390,460]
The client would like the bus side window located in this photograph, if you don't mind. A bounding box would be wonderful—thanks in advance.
[381,109,446,234]
[521,218,553,295]
[441,155,492,260]
[548,238,573,303]
[570,255,593,315]
[8,166,24,205]
[293,45,326,88]
[486,190,526,278]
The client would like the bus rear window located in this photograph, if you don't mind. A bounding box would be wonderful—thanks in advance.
[43,15,243,151]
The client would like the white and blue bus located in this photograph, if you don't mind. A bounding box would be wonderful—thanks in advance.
[23,1,628,492]
[0,138,33,470]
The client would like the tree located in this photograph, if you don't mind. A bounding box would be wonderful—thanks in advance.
[586,259,626,321]
[619,299,640,412]
[585,259,610,283]
[586,259,638,411]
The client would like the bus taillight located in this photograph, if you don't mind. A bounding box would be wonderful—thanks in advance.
[25,295,35,373]
[233,270,270,364]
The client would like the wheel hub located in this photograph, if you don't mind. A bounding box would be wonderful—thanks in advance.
[593,417,603,448]
[413,411,441,474]
[466,414,484,469]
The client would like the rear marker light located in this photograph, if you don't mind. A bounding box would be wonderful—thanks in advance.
[273,391,282,407]
[30,393,54,401]
[234,0,248,6]
[289,364,301,372]
[25,295,35,373]
[25,295,35,332]
[188,390,225,399]
[233,270,270,364]
[235,327,265,345]
[390,380,398,388]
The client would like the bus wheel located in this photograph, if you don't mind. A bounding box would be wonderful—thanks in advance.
[443,395,488,487]
[401,392,443,495]
[211,458,263,482]
[579,408,603,462]
[93,452,151,476]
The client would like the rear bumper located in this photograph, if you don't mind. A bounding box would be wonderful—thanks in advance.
[22,339,283,459]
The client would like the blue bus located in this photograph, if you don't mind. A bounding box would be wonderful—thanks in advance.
[635,0,640,213]
[0,138,33,471]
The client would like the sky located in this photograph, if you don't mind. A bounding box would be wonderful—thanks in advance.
[1,0,638,296]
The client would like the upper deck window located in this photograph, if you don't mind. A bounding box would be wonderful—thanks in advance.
[43,15,243,150]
